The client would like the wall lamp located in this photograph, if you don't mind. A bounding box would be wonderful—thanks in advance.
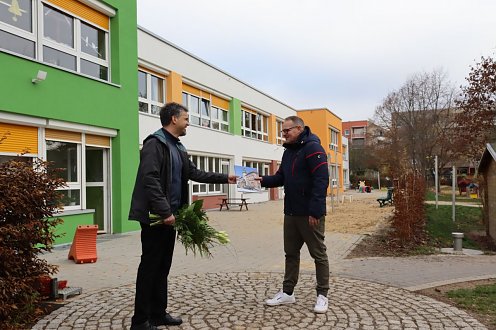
[32,70,47,84]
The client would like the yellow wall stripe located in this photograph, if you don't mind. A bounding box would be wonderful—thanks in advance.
[86,134,110,147]
[167,71,183,103]
[46,129,82,142]
[0,123,38,154]
[46,0,109,30]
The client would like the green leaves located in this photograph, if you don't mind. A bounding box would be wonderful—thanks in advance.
[174,199,229,258]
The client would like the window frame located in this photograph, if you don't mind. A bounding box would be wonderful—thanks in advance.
[0,0,110,81]
[329,127,339,151]
[241,109,269,142]
[276,119,284,145]
[190,154,229,195]
[138,69,166,116]
[45,139,82,210]
[182,91,230,132]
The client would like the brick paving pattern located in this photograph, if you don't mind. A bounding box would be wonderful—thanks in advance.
[34,194,496,329]
[33,273,487,329]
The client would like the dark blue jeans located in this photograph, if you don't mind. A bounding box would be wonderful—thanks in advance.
[131,223,176,326]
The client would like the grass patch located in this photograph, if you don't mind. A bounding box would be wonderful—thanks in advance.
[425,204,484,249]
[425,190,481,203]
[447,283,496,327]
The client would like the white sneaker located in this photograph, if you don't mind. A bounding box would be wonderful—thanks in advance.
[314,294,328,313]
[265,290,296,306]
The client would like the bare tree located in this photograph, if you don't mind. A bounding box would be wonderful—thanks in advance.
[373,70,458,182]
[455,56,496,161]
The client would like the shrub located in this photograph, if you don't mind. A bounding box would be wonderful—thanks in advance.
[0,159,65,329]
[389,173,427,246]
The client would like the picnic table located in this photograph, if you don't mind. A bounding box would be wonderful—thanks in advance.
[218,198,250,211]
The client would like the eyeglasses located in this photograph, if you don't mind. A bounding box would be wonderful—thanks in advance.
[281,126,298,134]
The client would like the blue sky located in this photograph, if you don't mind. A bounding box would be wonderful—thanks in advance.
[137,0,496,121]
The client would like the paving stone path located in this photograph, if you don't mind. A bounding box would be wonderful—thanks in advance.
[33,272,487,330]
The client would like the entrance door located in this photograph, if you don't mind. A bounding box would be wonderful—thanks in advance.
[85,147,109,233]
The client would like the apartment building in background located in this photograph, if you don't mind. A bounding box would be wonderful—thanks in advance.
[342,120,368,148]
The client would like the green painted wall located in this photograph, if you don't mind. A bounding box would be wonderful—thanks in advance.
[0,0,141,238]
[52,213,95,245]
[229,98,241,136]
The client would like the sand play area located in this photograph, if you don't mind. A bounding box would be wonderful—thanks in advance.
[325,189,394,235]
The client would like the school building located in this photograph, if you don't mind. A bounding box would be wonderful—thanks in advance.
[0,0,348,244]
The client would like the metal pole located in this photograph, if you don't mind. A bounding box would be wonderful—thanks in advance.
[435,155,438,209]
[334,148,339,203]
[452,165,456,222]
[377,171,381,190]
[329,153,334,213]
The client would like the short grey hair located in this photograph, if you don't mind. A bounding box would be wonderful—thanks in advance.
[285,116,304,127]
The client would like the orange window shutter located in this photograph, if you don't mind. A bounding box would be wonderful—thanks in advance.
[46,0,109,30]
[45,129,82,143]
[0,123,38,154]
[86,134,110,147]
[138,66,166,79]
[200,90,211,100]
[183,84,201,97]
[212,95,229,110]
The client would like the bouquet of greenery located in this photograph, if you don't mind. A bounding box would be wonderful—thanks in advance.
[150,199,229,258]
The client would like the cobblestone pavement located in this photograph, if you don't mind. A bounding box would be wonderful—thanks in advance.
[34,196,496,329]
[33,272,487,330]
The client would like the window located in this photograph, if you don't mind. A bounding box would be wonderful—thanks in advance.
[182,92,229,132]
[329,127,339,151]
[352,127,365,136]
[0,155,32,164]
[211,106,229,132]
[241,110,268,142]
[0,1,110,80]
[329,164,338,187]
[190,155,229,195]
[276,120,284,145]
[344,129,350,136]
[46,140,81,208]
[138,70,165,115]
[0,0,35,58]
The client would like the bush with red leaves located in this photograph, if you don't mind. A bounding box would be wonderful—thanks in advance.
[0,159,65,329]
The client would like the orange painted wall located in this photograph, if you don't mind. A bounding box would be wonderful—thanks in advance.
[298,109,344,194]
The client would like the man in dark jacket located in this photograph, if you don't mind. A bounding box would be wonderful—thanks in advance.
[259,116,330,314]
[128,102,236,330]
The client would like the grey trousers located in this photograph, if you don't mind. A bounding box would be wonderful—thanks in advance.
[282,214,329,296]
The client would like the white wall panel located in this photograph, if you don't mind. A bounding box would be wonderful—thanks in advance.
[138,28,296,119]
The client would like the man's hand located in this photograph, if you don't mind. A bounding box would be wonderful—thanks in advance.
[309,216,319,227]
[227,175,238,184]
[254,176,262,182]
[163,214,175,225]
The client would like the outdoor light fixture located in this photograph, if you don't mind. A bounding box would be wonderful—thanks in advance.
[32,70,47,84]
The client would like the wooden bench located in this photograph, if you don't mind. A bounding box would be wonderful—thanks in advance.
[218,198,250,211]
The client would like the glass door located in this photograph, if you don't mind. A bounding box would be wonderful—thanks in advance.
[85,147,109,233]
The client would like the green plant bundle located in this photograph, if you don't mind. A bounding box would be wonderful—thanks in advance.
[150,200,229,258]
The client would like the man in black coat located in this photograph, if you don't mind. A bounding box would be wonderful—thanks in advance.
[128,102,236,330]
[259,116,330,314]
